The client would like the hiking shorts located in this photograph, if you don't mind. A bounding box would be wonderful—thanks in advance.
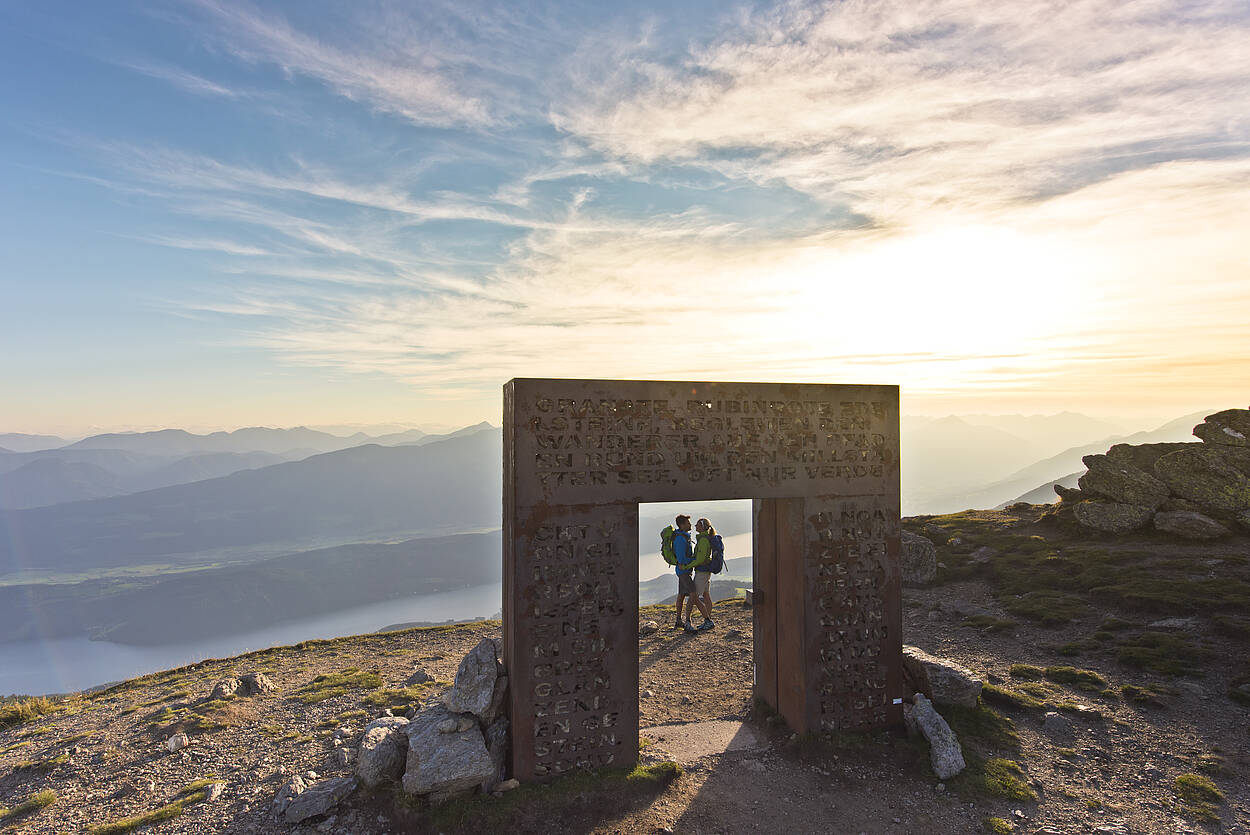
[677,571,694,596]
[693,571,711,596]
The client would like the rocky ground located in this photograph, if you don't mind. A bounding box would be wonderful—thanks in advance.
[2,507,1249,834]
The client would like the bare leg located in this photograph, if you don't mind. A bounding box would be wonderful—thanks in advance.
[691,594,712,621]
[675,595,686,624]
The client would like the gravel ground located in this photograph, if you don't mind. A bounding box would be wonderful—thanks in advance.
[1,576,1247,833]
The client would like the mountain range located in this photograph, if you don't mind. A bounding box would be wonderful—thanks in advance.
[0,423,491,510]
[899,410,1210,514]
[0,409,1219,650]
[0,428,502,576]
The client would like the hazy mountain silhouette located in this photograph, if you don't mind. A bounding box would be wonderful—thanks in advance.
[0,424,498,510]
[935,410,1211,513]
[0,449,305,510]
[901,416,1038,514]
[65,426,360,457]
[0,434,68,453]
[0,448,169,481]
[954,412,1128,455]
[0,459,127,508]
[999,471,1082,508]
[0,428,502,575]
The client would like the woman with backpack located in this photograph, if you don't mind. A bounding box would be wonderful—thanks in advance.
[686,517,722,632]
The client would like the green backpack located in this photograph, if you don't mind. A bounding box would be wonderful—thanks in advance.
[660,525,678,566]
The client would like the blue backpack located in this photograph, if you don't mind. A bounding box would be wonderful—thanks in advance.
[708,534,724,574]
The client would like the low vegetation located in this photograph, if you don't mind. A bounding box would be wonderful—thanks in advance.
[87,795,204,835]
[1041,666,1107,691]
[962,615,1017,632]
[1172,772,1224,822]
[954,754,1037,802]
[318,709,369,728]
[1119,683,1168,707]
[981,684,1045,711]
[0,789,58,824]
[978,758,1037,801]
[905,511,1250,628]
[984,815,1013,833]
[292,667,384,704]
[1115,632,1206,676]
[1008,664,1044,680]
[360,681,445,712]
[14,752,69,773]
[0,696,61,729]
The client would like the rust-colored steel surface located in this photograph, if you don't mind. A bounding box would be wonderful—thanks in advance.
[803,496,904,732]
[752,499,778,708]
[504,379,901,781]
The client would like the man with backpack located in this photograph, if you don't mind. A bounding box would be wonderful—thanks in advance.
[660,514,712,632]
[686,517,723,631]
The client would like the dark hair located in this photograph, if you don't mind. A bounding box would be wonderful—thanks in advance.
[675,514,691,526]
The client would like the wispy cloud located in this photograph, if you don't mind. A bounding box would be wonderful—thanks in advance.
[185,0,498,128]
[553,0,1250,226]
[45,0,1250,420]
[120,60,241,98]
[138,234,274,257]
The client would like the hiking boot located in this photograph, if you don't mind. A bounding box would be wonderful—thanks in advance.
[697,619,715,631]
[684,621,698,633]
[673,617,685,629]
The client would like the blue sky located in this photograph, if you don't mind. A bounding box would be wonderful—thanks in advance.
[3,0,1249,435]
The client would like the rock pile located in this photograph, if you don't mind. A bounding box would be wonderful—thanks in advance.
[209,672,278,700]
[273,638,512,825]
[1056,408,1250,539]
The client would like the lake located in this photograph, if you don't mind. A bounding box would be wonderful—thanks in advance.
[1,530,753,696]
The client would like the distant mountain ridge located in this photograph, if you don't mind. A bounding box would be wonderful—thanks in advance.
[65,426,366,456]
[0,428,502,576]
[0,434,69,453]
[0,423,496,510]
[955,410,1213,513]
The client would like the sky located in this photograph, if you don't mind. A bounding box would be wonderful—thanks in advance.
[2,0,1248,436]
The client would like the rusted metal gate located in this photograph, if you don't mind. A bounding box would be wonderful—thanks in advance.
[503,379,902,781]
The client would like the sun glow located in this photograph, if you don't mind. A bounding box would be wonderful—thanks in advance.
[789,224,1094,355]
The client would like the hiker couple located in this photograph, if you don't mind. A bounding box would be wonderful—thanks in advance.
[660,514,724,633]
